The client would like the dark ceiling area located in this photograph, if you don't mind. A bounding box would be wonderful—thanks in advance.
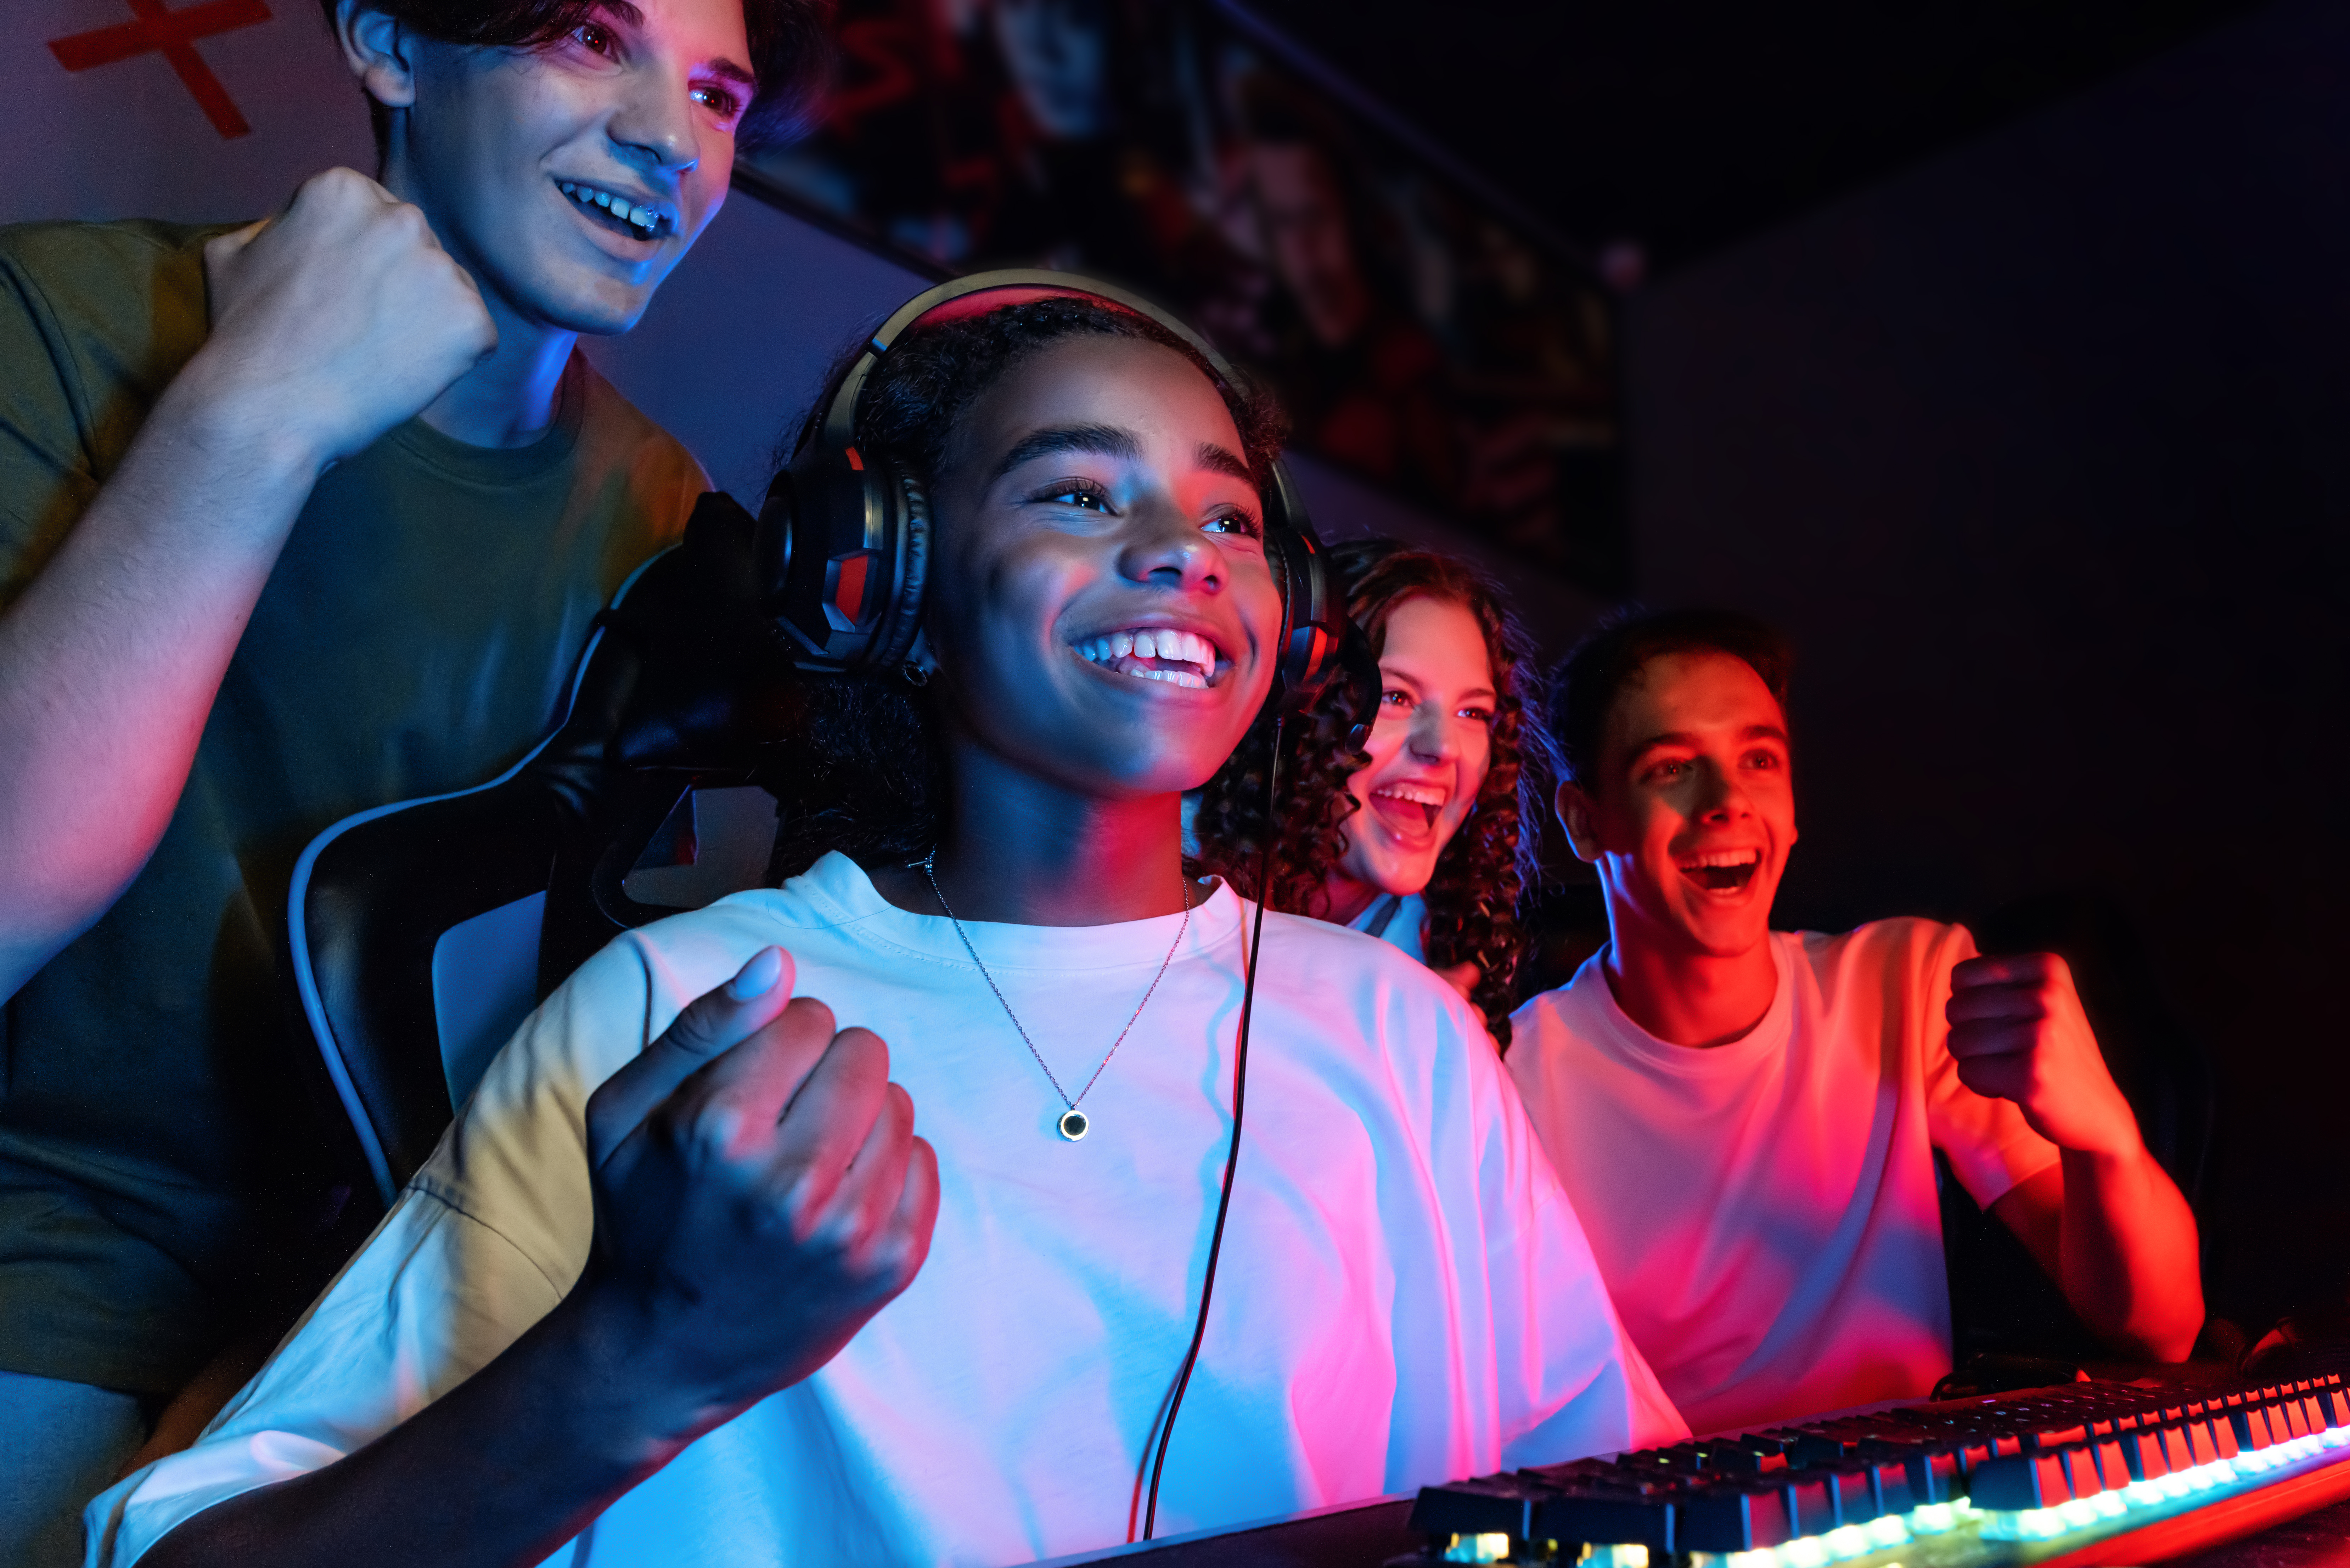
[1242,0,2268,277]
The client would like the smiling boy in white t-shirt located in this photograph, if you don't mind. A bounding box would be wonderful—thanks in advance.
[1506,609,2204,1437]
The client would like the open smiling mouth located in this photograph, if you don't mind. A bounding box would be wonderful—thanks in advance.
[558,180,673,243]
[1679,848,1762,892]
[1075,627,1222,689]
[1370,782,1446,834]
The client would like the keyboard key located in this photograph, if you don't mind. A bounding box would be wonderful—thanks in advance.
[1972,1451,2073,1510]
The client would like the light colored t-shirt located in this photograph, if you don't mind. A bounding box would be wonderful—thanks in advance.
[92,852,1683,1568]
[1506,919,2059,1438]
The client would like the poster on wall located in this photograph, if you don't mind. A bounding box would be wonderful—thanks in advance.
[742,0,1625,589]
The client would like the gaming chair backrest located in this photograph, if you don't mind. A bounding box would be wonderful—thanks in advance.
[289,496,789,1204]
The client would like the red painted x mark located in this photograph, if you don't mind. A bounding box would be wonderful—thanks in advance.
[49,0,273,140]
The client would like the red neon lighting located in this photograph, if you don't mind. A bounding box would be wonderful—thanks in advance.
[49,0,270,140]
[844,447,865,472]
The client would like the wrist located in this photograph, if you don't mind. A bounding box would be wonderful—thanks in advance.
[158,343,341,485]
[549,1270,743,1461]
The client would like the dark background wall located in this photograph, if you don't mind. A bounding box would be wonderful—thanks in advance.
[1623,0,2350,1328]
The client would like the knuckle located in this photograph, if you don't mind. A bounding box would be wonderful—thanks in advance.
[783,995,838,1039]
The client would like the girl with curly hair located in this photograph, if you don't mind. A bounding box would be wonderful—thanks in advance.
[1194,539,1551,1045]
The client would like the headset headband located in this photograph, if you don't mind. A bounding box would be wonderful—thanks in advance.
[809,271,1246,461]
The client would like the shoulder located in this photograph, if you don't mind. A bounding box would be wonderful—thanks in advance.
[572,355,711,536]
[1507,955,1611,1064]
[0,219,221,347]
[1251,904,1499,1066]
[1787,917,1975,996]
[0,217,220,283]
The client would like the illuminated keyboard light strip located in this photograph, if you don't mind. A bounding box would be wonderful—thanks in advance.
[1906,1502,1962,1535]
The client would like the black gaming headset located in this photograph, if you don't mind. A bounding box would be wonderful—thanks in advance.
[751,269,1374,735]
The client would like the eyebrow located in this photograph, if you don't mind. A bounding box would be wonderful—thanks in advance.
[592,2,758,89]
[1626,722,1789,758]
[990,423,1142,484]
[1195,441,1252,482]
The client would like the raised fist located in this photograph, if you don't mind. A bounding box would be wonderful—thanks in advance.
[1946,952,2143,1159]
[578,947,939,1431]
[196,167,497,471]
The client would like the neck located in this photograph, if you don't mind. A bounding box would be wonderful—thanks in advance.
[1318,867,1381,927]
[418,303,575,448]
[382,150,577,449]
[1599,886,1777,1049]
[909,747,1193,927]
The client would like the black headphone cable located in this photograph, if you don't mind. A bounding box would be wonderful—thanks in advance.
[1140,713,1283,1541]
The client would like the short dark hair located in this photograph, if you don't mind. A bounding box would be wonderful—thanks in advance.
[1546,607,1794,790]
[330,0,831,154]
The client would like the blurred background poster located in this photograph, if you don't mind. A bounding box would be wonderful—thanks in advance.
[740,0,1628,590]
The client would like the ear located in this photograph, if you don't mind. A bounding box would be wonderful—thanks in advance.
[1555,779,1603,864]
[334,0,418,111]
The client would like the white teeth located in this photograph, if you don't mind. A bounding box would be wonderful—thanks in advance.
[1075,626,1219,687]
[562,181,660,235]
[1375,783,1445,807]
[1679,849,1762,869]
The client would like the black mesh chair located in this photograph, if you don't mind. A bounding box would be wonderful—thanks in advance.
[288,494,801,1203]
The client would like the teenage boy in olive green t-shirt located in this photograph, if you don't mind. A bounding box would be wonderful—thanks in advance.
[0,0,824,1558]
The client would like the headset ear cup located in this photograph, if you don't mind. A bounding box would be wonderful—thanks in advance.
[873,466,932,676]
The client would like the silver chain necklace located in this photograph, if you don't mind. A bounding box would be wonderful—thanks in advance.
[922,847,1191,1141]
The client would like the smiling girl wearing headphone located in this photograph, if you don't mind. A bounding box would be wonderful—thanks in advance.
[96,281,1680,1568]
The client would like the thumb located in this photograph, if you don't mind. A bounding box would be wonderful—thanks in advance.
[201,217,270,273]
[586,946,797,1167]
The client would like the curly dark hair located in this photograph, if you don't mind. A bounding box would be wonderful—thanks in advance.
[762,292,1289,880]
[1192,539,1552,1045]
[328,0,833,154]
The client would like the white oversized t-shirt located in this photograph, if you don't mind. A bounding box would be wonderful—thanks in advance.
[93,853,1682,1568]
[1506,919,2059,1438]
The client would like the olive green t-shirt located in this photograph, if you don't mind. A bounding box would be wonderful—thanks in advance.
[0,219,706,1392]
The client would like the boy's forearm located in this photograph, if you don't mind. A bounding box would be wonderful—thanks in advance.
[0,369,324,998]
[2057,1144,2204,1361]
[136,1286,708,1568]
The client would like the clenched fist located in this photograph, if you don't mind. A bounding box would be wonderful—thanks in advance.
[578,947,939,1433]
[1946,952,2143,1159]
[194,167,497,473]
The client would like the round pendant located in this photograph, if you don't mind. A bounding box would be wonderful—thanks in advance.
[1057,1108,1090,1141]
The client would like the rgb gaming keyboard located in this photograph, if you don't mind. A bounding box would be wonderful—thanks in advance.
[1405,1371,2350,1566]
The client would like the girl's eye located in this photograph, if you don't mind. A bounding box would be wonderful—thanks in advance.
[573,22,617,55]
[1460,706,1494,724]
[1649,758,1688,781]
[692,83,744,121]
[1380,689,1412,709]
[1039,482,1112,512]
[1745,750,1780,770]
[1202,511,1260,538]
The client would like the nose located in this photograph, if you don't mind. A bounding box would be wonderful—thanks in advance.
[1115,501,1222,593]
[607,60,702,179]
[1405,703,1458,761]
[1692,758,1751,822]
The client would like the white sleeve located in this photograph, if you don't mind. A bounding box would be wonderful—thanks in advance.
[1469,1020,1690,1465]
[83,1189,565,1567]
[83,925,684,1567]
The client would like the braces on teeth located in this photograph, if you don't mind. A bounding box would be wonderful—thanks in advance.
[560,181,661,238]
